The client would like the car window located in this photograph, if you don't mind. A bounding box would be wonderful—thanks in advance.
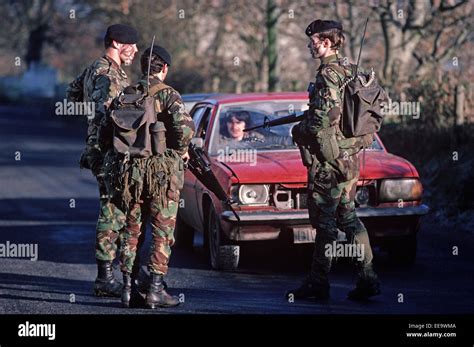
[191,106,205,122]
[208,101,307,155]
[368,136,383,150]
[195,107,212,140]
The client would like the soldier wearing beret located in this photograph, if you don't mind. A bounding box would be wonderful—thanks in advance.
[287,20,381,301]
[103,45,195,308]
[66,24,139,297]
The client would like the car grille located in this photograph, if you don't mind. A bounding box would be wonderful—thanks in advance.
[272,187,308,210]
[272,184,376,210]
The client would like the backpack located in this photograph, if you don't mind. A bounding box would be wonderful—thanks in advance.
[107,83,169,158]
[331,64,389,138]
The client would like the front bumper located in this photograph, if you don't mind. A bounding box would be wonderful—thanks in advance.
[221,204,430,224]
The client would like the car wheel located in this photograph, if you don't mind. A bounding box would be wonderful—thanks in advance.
[174,212,194,249]
[387,233,417,266]
[208,203,240,271]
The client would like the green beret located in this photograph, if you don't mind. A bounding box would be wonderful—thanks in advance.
[305,20,343,36]
[105,24,139,44]
[144,45,172,66]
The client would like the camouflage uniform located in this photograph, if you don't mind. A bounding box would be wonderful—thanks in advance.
[294,54,379,294]
[114,76,195,276]
[67,55,129,262]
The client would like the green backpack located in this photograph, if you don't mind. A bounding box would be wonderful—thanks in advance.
[107,83,169,158]
[332,64,389,138]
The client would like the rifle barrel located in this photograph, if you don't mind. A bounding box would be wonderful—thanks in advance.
[244,112,305,132]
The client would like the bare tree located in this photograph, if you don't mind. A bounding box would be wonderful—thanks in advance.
[0,0,71,69]
[371,0,473,87]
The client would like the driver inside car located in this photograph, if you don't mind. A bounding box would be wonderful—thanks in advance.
[218,110,265,144]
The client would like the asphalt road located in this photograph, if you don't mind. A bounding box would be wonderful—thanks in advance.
[0,104,473,315]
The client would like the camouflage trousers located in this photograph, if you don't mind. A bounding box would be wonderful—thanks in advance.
[120,196,178,276]
[307,154,378,287]
[95,177,126,261]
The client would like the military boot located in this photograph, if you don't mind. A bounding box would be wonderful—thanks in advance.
[122,273,146,308]
[145,274,180,309]
[285,279,330,301]
[94,260,122,297]
[132,265,167,293]
[121,273,132,308]
[347,280,381,301]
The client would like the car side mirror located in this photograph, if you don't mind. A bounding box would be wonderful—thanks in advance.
[191,137,204,148]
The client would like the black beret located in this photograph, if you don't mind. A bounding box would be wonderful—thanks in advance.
[305,20,343,36]
[144,45,172,66]
[105,24,139,44]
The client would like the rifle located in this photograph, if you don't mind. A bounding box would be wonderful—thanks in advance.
[243,111,305,132]
[187,143,240,222]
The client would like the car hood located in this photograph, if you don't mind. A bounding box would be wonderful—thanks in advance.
[213,149,418,184]
[361,150,417,179]
[215,150,307,184]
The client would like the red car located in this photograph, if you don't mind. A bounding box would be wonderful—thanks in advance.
[176,92,429,270]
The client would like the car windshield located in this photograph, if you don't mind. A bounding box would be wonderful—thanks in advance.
[207,100,384,156]
[208,100,307,155]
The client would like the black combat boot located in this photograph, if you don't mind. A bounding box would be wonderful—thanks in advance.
[145,273,180,309]
[286,279,330,301]
[121,273,132,308]
[132,265,167,293]
[94,260,122,297]
[122,273,146,308]
[347,280,381,301]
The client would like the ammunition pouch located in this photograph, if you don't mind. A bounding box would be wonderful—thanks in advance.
[150,122,167,155]
[166,151,185,202]
[314,125,340,162]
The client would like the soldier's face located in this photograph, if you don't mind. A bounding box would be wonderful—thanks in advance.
[119,44,138,66]
[227,116,246,140]
[308,35,330,59]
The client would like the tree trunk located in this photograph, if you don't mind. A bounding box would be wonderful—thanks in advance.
[266,0,280,92]
[455,85,465,126]
[25,24,48,68]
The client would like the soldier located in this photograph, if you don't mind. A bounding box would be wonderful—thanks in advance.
[287,20,381,301]
[66,24,139,297]
[105,46,195,308]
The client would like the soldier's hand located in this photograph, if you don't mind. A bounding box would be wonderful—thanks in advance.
[181,151,190,162]
[85,147,104,176]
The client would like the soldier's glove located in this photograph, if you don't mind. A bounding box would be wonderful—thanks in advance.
[79,146,104,176]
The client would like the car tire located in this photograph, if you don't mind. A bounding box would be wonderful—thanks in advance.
[387,233,417,266]
[208,203,240,271]
[174,212,194,249]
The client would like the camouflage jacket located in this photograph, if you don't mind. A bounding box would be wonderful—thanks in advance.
[301,54,372,154]
[136,76,195,156]
[66,55,129,150]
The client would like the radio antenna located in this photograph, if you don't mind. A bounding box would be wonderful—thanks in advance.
[147,35,156,95]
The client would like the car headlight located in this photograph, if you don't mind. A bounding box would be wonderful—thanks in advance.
[379,179,423,202]
[237,185,270,205]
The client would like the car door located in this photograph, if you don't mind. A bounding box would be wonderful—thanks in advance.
[179,104,214,230]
